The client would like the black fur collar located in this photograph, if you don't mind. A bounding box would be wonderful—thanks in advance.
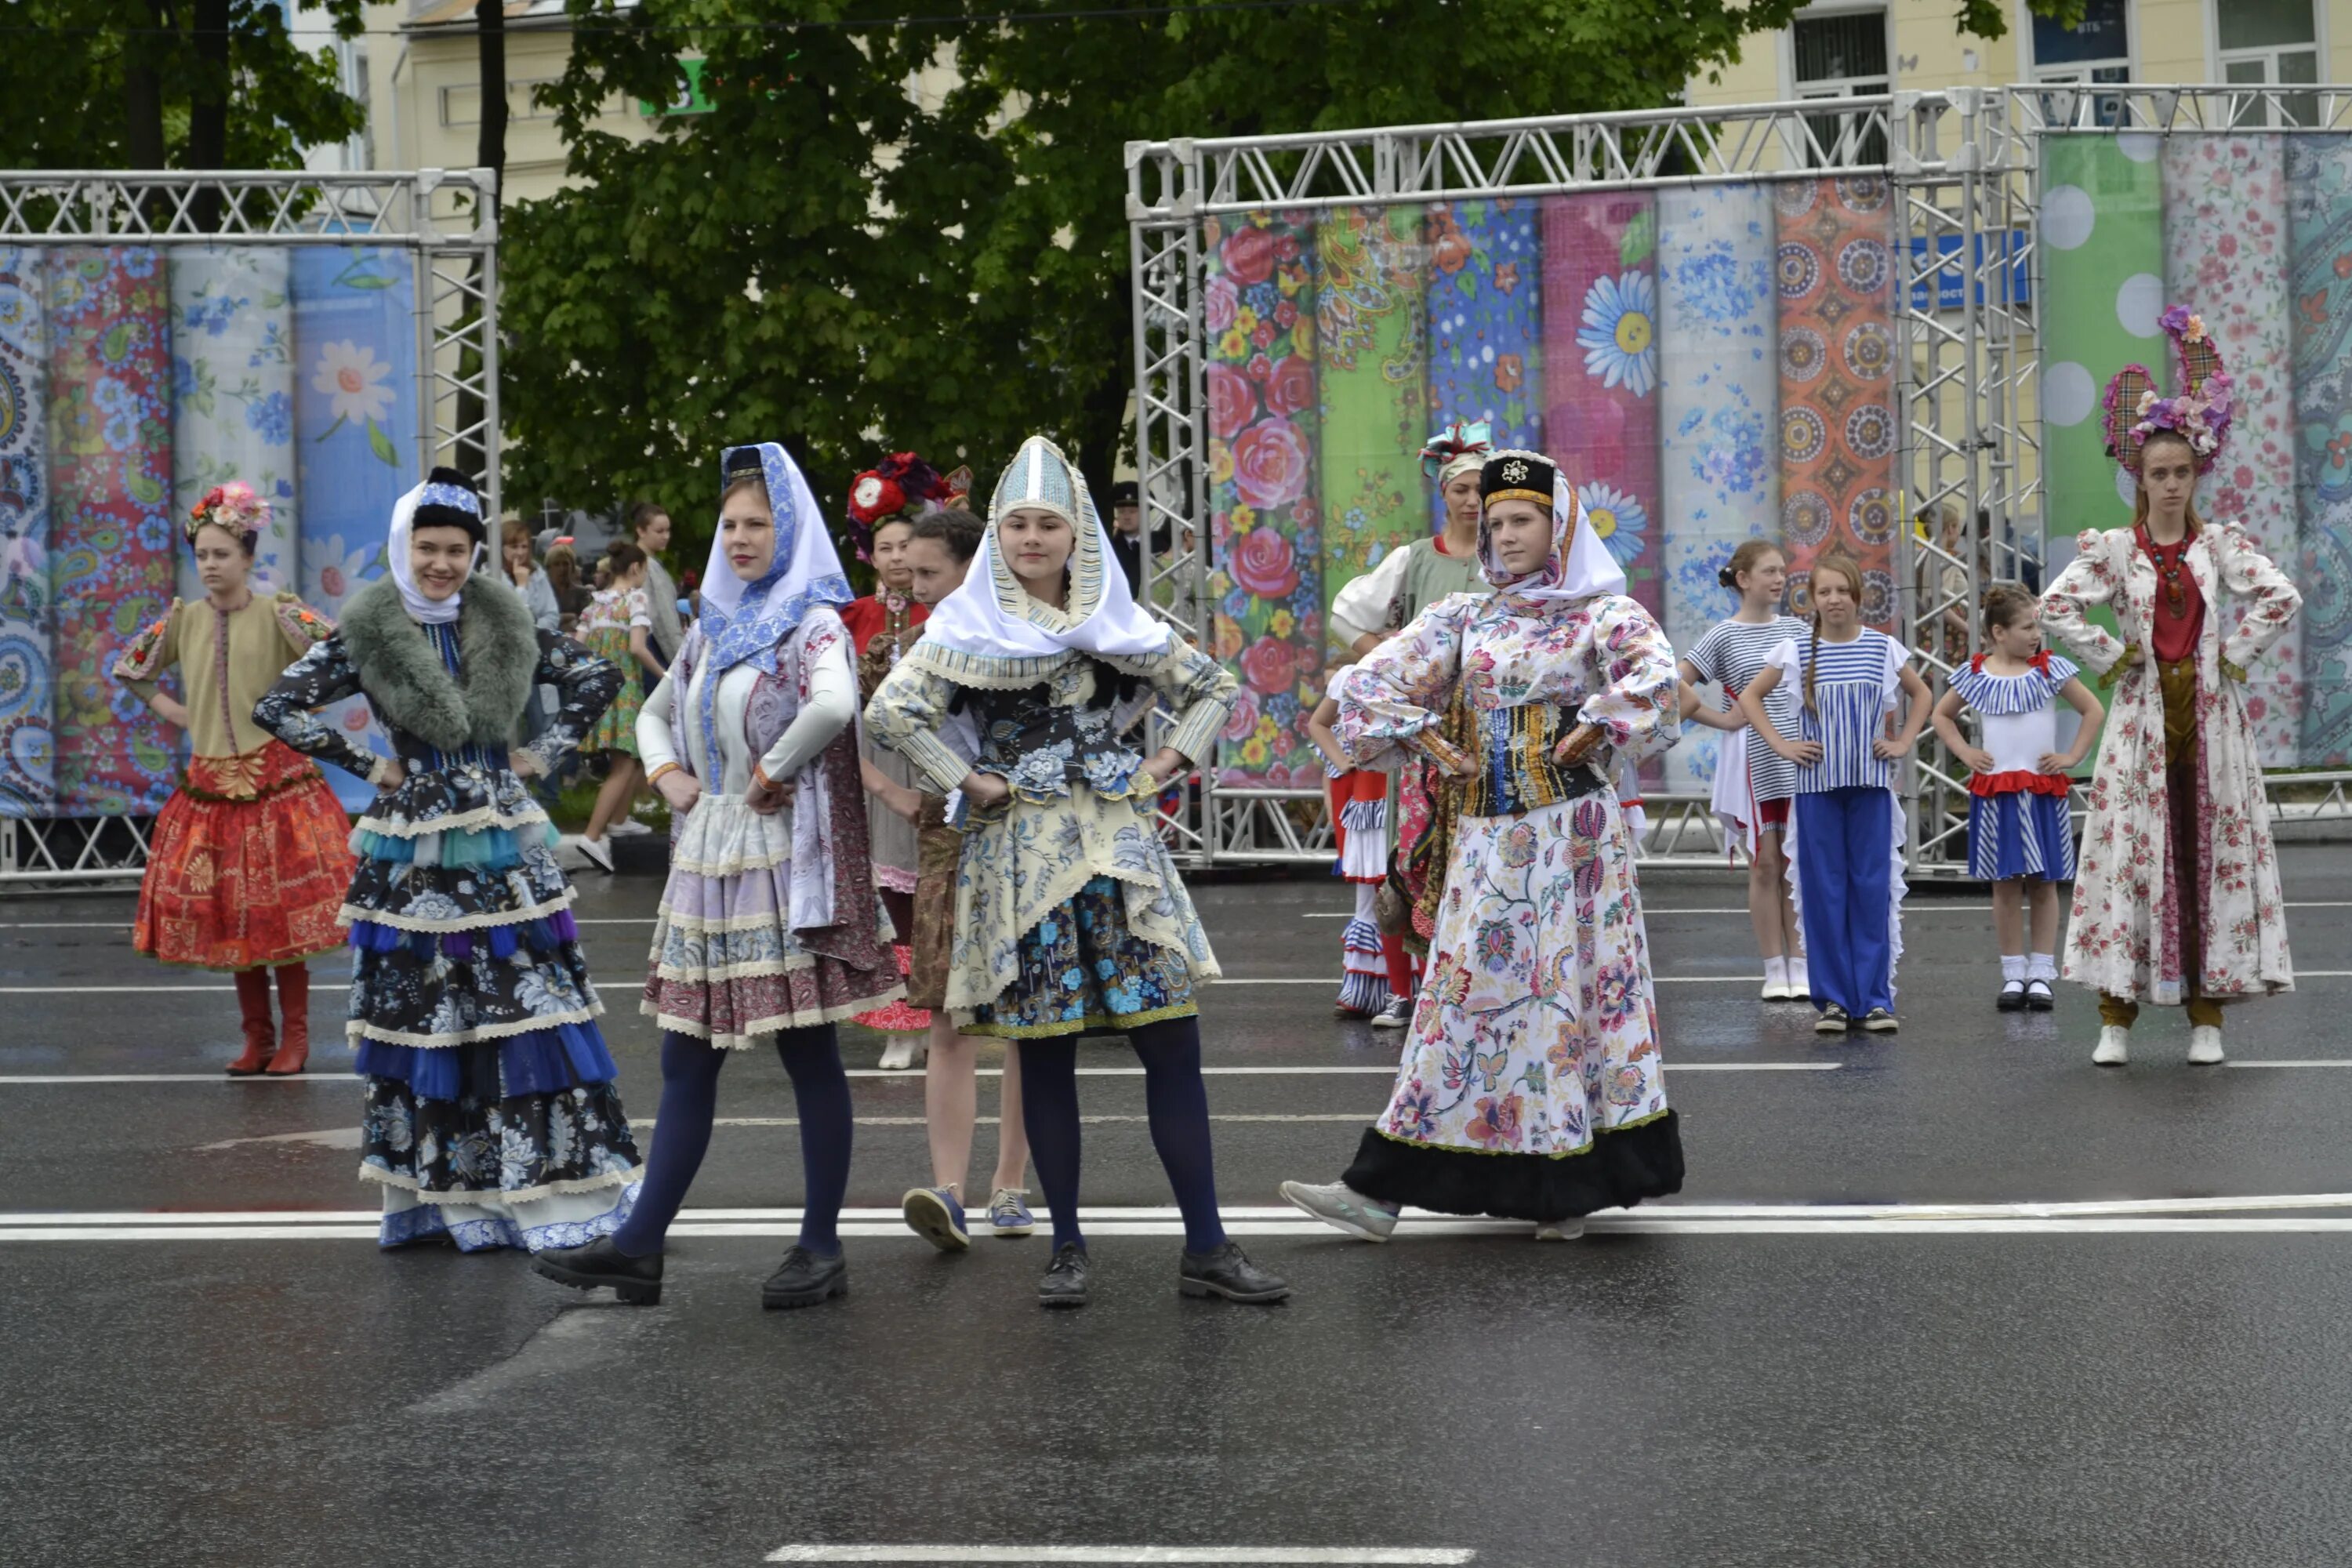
[338,575,539,753]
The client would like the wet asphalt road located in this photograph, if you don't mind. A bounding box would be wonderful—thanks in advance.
[9,851,2352,1566]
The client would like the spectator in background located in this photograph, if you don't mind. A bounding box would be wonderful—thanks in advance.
[1105,479,1171,597]
[544,539,593,635]
[503,514,562,633]
[630,501,683,673]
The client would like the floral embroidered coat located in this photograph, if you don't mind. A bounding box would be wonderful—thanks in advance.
[2039,521,2298,1003]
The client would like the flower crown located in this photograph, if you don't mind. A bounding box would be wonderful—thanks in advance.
[184,481,269,544]
[844,452,956,561]
[2103,304,2233,476]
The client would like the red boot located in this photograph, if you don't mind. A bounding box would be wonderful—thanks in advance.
[266,964,311,1076]
[227,968,275,1076]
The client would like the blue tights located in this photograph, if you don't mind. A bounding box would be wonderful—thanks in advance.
[1018,1015,1227,1254]
[612,1025,852,1258]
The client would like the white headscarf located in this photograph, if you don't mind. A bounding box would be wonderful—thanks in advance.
[697,441,856,676]
[911,435,1171,684]
[1479,461,1627,604]
[387,477,485,625]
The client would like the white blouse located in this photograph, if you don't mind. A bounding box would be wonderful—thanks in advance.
[637,651,858,797]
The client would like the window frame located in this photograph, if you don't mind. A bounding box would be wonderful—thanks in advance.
[2207,0,2325,129]
[1780,2,1894,168]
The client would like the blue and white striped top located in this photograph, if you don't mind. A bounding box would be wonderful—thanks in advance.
[1766,627,1906,794]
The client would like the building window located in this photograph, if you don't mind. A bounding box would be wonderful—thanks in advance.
[1793,9,1890,166]
[439,78,562,129]
[2030,0,2130,126]
[2220,0,2321,127]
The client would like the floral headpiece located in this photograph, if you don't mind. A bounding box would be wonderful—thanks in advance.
[2103,304,2233,476]
[185,481,269,545]
[1418,420,1494,483]
[844,452,952,561]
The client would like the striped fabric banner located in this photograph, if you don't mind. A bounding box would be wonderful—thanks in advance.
[2165,135,2301,766]
[169,246,299,597]
[46,249,178,818]
[292,247,416,809]
[2288,136,2352,764]
[1203,210,1322,789]
[0,248,52,818]
[1773,177,1900,633]
[1422,198,1542,534]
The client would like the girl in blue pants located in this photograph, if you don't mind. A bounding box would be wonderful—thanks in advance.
[1740,555,1931,1035]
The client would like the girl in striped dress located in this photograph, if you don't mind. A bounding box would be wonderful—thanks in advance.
[1739,555,1931,1035]
[1929,586,2103,1011]
[1678,539,1811,1001]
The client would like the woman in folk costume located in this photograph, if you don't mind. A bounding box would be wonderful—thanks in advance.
[535,442,900,1308]
[253,469,641,1251]
[1281,450,1686,1243]
[2039,307,2299,1068]
[115,482,354,1076]
[1326,421,1497,1026]
[866,435,1289,1308]
[840,452,954,1069]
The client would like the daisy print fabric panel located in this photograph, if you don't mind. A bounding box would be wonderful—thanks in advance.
[293,246,417,809]
[0,247,51,818]
[1422,198,1543,534]
[169,246,298,597]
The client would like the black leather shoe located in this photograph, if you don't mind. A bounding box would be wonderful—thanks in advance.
[760,1244,848,1309]
[1178,1241,1290,1304]
[1038,1242,1091,1308]
[532,1235,663,1305]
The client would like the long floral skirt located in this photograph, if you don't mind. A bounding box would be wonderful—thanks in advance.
[132,742,354,970]
[958,873,1200,1040]
[1344,793,1684,1222]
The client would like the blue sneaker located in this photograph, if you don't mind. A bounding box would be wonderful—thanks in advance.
[902,1185,970,1252]
[989,1187,1036,1238]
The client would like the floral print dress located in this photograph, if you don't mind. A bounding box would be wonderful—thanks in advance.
[579,586,649,756]
[1330,587,1686,1221]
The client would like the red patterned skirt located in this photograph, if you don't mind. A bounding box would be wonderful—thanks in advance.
[132,742,356,971]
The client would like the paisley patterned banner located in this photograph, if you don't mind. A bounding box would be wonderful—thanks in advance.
[1773,177,1900,633]
[1653,183,1779,792]
[169,246,298,597]
[1421,198,1542,534]
[1319,205,1427,644]
[47,249,179,818]
[2165,136,2301,766]
[0,249,52,818]
[2288,136,2352,765]
[1541,192,1662,623]
[293,246,416,808]
[1203,211,1323,789]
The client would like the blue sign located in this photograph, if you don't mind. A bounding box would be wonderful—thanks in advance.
[1907,231,2032,312]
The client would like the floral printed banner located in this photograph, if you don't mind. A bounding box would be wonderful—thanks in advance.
[293,246,416,808]
[1541,193,1662,623]
[1203,211,1323,789]
[1774,177,1900,632]
[0,249,52,818]
[46,249,179,817]
[1655,183,1778,792]
[2288,136,2352,765]
[1319,205,1428,648]
[1422,198,1541,534]
[2165,136,2301,766]
[169,247,297,597]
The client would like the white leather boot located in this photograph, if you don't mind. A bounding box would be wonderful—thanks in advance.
[2092,1025,2129,1066]
[2187,1025,2224,1065]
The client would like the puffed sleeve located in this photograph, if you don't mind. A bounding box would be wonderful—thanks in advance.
[252,633,387,783]
[2038,530,2130,678]
[1331,591,1479,769]
[2212,521,2302,677]
[1134,633,1236,766]
[112,600,183,701]
[1577,593,1681,768]
[866,659,975,795]
[1328,544,1412,651]
[516,630,622,775]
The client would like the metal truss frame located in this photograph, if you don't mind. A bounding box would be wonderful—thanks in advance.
[1128,85,2352,873]
[0,169,499,890]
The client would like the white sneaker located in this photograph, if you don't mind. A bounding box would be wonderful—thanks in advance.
[1786,958,1810,996]
[1760,977,1788,1001]
[877,1034,924,1071]
[2187,1025,2225,1065]
[1278,1178,1397,1242]
[608,817,652,837]
[2092,1025,2129,1067]
[572,833,615,873]
[1533,1219,1586,1241]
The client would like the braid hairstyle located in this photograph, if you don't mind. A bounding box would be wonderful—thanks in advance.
[1802,553,1867,715]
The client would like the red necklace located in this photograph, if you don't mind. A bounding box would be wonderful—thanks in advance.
[2136,523,2194,617]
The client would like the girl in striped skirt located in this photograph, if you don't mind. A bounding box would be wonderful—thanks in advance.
[1739,555,1931,1035]
[1929,585,2104,1012]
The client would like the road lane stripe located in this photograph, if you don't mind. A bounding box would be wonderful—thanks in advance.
[0,1062,1838,1084]
[766,1548,1476,1565]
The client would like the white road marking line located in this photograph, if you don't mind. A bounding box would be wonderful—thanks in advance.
[0,1062,1838,1085]
[765,1548,1475,1565]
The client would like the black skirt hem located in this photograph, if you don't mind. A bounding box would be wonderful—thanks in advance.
[1341,1112,1685,1223]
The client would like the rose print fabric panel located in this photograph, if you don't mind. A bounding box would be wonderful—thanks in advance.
[1205,209,1321,789]
[1319,205,1427,652]
[293,246,417,809]
[2288,136,2352,764]
[0,248,52,818]
[47,248,178,818]
[2166,135,2300,766]
[1774,178,1899,632]
[169,246,298,597]
[1422,198,1542,534]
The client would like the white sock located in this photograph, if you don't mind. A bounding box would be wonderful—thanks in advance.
[2027,953,2057,982]
[2000,954,2027,984]
[1765,956,1788,986]
[1788,953,1808,982]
